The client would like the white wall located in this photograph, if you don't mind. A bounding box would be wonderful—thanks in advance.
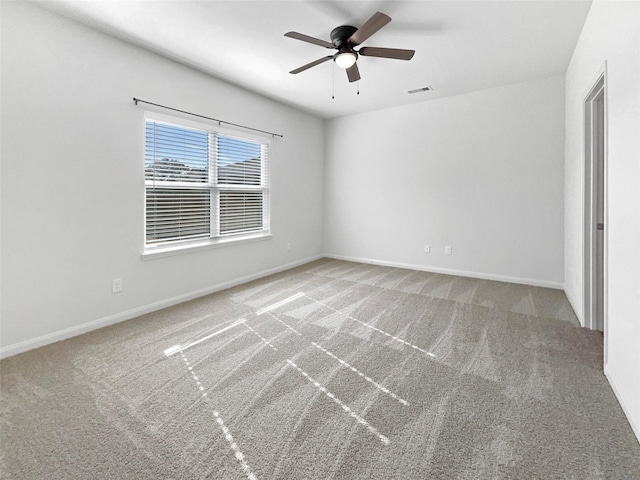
[565,0,640,441]
[0,2,324,356]
[324,76,566,287]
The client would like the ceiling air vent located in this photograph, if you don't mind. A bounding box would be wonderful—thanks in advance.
[408,86,433,94]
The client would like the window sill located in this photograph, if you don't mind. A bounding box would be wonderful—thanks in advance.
[141,232,273,260]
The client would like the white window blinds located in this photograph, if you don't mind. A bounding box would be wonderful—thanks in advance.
[145,118,269,248]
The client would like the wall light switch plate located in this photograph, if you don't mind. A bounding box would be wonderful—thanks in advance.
[444,246,452,255]
[424,244,430,253]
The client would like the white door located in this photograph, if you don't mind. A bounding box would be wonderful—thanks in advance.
[584,72,606,334]
[594,90,605,332]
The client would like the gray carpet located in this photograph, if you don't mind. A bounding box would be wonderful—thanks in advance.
[2,258,639,479]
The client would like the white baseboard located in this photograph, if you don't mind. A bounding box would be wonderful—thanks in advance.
[605,365,640,445]
[0,255,322,359]
[324,254,564,290]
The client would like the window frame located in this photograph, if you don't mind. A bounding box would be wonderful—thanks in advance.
[142,112,271,259]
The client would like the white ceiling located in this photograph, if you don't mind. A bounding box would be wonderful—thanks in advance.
[34,0,593,119]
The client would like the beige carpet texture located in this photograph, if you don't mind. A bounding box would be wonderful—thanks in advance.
[2,259,639,479]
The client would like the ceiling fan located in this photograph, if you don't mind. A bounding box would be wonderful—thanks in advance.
[285,11,415,83]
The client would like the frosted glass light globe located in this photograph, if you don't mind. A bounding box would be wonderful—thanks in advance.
[334,52,357,69]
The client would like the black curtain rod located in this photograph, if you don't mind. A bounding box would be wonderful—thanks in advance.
[133,97,283,138]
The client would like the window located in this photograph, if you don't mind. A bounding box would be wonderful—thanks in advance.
[144,116,269,252]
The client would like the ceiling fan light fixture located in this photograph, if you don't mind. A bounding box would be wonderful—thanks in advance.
[334,52,357,69]
[286,11,414,83]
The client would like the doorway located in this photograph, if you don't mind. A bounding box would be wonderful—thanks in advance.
[584,71,607,335]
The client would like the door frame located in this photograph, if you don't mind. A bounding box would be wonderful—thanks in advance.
[582,63,608,355]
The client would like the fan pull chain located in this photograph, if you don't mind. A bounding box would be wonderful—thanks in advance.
[332,63,335,99]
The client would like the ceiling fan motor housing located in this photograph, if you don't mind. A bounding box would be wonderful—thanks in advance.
[330,25,358,49]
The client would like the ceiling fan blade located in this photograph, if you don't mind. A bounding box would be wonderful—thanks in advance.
[289,55,334,74]
[348,12,391,46]
[358,47,415,60]
[346,62,361,83]
[284,31,334,49]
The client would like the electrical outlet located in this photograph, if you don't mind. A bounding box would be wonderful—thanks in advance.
[112,278,123,293]
[444,246,452,255]
[424,244,430,253]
